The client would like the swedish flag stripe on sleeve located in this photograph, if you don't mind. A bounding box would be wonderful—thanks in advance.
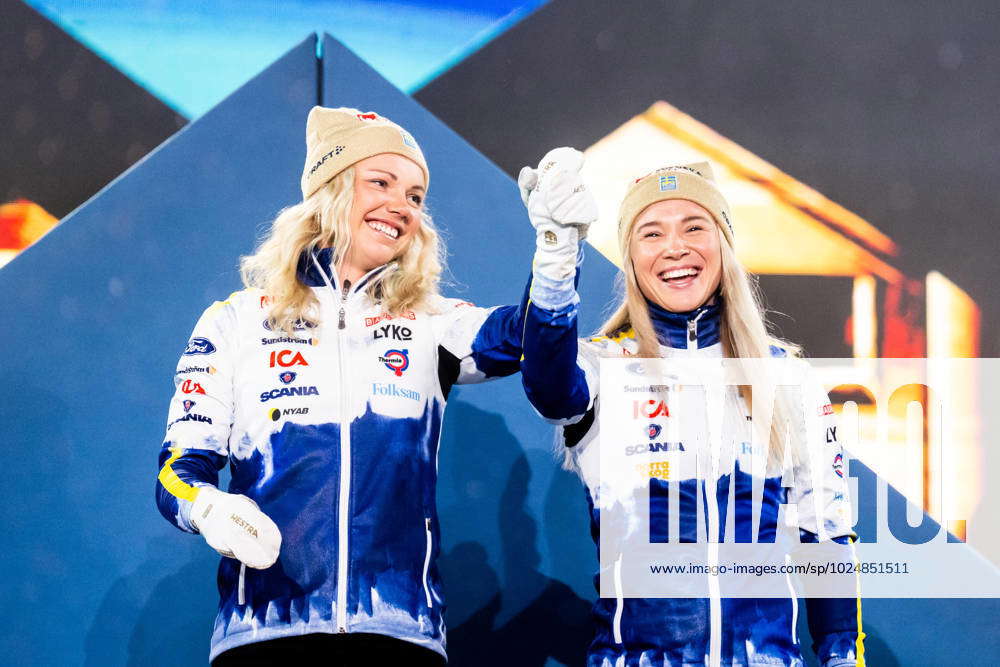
[157,446,199,502]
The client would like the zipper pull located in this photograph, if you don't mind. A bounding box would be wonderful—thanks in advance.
[338,279,351,330]
[687,319,697,342]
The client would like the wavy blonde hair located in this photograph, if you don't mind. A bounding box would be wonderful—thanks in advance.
[597,210,801,469]
[240,167,444,334]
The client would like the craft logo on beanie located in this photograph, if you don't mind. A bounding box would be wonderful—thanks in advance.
[300,106,429,200]
[620,161,734,244]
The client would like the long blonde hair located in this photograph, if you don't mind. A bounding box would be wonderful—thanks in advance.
[597,212,801,469]
[240,167,444,334]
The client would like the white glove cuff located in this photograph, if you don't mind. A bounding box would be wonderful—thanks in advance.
[531,238,584,311]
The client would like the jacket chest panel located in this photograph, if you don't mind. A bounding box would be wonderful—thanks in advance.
[228,304,440,431]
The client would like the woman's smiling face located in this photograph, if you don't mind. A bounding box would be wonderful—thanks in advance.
[628,198,722,313]
[341,153,426,280]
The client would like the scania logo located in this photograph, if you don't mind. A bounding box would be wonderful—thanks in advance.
[259,386,320,403]
[279,371,297,384]
[379,349,409,377]
[183,337,216,355]
[182,400,196,412]
[625,441,685,456]
[647,424,662,439]
[168,413,212,428]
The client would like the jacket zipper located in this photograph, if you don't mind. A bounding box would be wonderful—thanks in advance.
[687,308,721,665]
[336,277,351,632]
[422,517,434,609]
[238,563,246,606]
[306,254,393,634]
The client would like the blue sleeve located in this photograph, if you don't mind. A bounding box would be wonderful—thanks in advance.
[467,277,533,379]
[520,246,591,422]
[801,532,865,666]
[156,443,228,533]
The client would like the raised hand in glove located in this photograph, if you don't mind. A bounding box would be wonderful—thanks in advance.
[192,485,282,569]
[518,147,598,308]
[518,146,597,237]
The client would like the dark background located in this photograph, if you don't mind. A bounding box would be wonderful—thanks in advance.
[417,0,1000,356]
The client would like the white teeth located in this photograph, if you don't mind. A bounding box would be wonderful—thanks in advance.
[660,268,698,280]
[367,220,398,239]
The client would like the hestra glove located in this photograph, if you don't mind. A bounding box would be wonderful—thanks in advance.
[191,485,282,569]
[518,147,598,309]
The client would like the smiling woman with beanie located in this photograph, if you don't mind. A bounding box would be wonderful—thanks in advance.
[518,161,865,666]
[154,107,532,665]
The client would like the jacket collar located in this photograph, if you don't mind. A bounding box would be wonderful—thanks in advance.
[647,296,721,349]
[296,247,393,293]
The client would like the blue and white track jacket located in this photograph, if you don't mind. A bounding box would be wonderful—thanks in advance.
[156,249,525,661]
[521,287,865,666]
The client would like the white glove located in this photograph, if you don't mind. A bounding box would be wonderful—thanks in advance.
[518,146,597,239]
[518,148,597,309]
[191,486,282,569]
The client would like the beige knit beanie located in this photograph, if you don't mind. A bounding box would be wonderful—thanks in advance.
[618,162,733,244]
[300,106,428,200]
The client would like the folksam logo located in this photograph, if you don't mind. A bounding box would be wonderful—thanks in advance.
[658,175,678,191]
[380,349,410,377]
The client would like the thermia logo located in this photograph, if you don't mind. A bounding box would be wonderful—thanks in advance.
[380,349,410,377]
[372,382,421,402]
[259,386,319,403]
[183,337,216,355]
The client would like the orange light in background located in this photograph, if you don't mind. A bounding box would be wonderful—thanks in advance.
[0,199,59,269]
[926,272,980,543]
[852,275,877,358]
[926,271,980,358]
